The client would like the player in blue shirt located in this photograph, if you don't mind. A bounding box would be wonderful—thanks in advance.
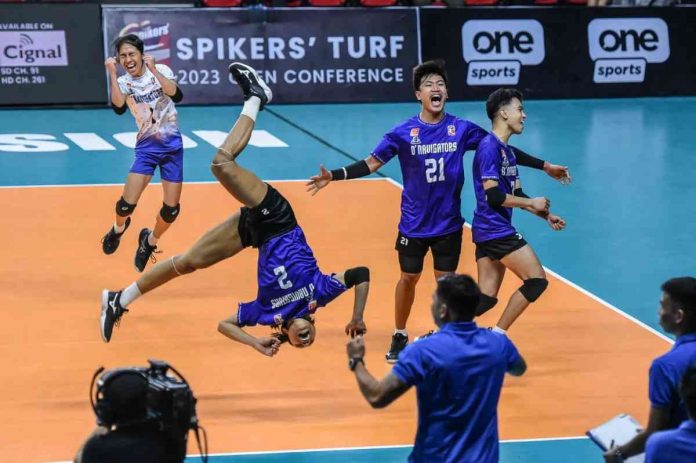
[99,63,369,354]
[472,88,566,335]
[346,274,527,463]
[645,366,696,463]
[101,34,185,273]
[307,60,571,363]
[604,277,696,462]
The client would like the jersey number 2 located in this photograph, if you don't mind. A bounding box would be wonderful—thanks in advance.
[273,266,293,289]
[425,158,445,183]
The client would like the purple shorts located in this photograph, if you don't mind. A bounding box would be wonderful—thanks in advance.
[130,146,184,183]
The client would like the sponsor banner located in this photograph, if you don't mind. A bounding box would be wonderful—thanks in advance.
[103,8,419,104]
[0,4,105,105]
[420,7,696,99]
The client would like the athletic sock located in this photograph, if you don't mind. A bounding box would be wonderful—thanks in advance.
[120,283,142,307]
[113,222,125,234]
[147,231,159,247]
[394,329,408,337]
[241,96,261,121]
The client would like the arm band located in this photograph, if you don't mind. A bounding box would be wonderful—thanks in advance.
[344,266,370,288]
[111,103,127,115]
[512,147,545,170]
[485,187,506,207]
[330,160,371,181]
[170,87,183,103]
[514,188,529,198]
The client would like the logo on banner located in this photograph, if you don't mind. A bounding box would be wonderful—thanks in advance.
[461,20,545,86]
[0,31,68,66]
[118,21,171,64]
[588,18,670,84]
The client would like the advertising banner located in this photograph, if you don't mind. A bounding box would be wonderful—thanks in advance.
[103,7,419,104]
[0,4,106,106]
[420,7,696,100]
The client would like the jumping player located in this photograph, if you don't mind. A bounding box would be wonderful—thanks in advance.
[472,88,566,335]
[102,34,184,272]
[307,60,570,363]
[100,63,369,356]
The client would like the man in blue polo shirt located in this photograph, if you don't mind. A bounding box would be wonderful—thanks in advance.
[346,274,527,463]
[604,277,696,462]
[645,365,696,463]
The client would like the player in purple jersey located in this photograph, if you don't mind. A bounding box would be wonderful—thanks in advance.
[99,63,370,355]
[472,88,565,335]
[306,60,571,363]
[101,34,185,273]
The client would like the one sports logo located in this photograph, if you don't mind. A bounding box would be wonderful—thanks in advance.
[587,18,670,84]
[461,20,545,86]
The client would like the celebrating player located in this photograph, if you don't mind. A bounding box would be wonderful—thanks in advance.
[100,63,369,356]
[102,34,185,272]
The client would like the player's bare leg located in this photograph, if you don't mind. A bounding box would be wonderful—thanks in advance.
[475,257,506,317]
[495,245,546,332]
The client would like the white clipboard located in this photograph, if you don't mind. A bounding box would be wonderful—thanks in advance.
[586,414,645,463]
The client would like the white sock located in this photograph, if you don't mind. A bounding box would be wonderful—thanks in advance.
[241,96,261,121]
[147,231,159,247]
[120,283,142,307]
[492,326,507,335]
[394,329,408,337]
[113,222,125,234]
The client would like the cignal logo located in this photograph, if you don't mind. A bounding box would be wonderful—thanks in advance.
[0,31,68,67]
[461,20,545,86]
[118,20,171,64]
[587,18,670,84]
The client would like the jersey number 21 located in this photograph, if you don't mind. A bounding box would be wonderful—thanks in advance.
[425,158,445,183]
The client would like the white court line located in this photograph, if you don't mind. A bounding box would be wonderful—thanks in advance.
[45,436,590,462]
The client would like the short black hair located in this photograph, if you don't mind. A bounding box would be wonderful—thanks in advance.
[413,59,447,92]
[680,365,696,419]
[486,88,523,121]
[114,34,144,55]
[435,274,481,322]
[661,277,696,330]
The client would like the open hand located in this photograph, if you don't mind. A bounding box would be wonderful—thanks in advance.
[306,165,332,196]
[544,163,571,185]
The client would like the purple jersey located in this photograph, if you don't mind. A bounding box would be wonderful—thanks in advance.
[237,225,347,327]
[372,113,487,238]
[472,133,519,243]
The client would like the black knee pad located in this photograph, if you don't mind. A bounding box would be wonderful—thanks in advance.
[160,203,180,223]
[519,278,548,302]
[115,197,136,217]
[475,294,498,316]
[344,266,370,288]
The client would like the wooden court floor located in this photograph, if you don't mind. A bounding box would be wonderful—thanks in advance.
[0,179,669,463]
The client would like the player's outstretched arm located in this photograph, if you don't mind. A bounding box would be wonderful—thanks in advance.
[334,266,370,337]
[306,156,383,196]
[218,314,280,357]
[347,336,410,408]
[511,147,571,184]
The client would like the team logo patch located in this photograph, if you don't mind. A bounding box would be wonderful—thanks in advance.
[273,313,284,326]
[308,300,318,313]
[500,149,509,166]
[410,127,421,145]
[447,125,456,136]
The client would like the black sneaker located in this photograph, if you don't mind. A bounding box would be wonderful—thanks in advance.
[134,228,159,273]
[100,289,128,343]
[101,217,131,255]
[228,62,273,110]
[385,332,409,364]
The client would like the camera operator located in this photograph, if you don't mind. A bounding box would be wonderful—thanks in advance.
[75,360,205,463]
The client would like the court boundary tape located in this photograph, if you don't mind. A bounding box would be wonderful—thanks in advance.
[2,176,673,343]
[45,436,590,462]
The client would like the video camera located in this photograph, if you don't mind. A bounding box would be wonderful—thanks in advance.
[90,359,207,462]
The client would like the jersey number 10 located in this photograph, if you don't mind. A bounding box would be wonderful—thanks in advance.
[425,158,445,183]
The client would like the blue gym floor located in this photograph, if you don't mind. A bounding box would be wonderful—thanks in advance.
[4,97,692,462]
